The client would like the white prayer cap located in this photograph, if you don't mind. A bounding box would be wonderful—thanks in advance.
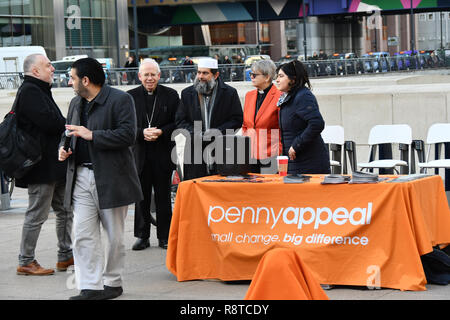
[197,57,218,69]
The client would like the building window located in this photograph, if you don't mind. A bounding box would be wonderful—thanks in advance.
[0,2,9,15]
[0,17,35,46]
[0,0,46,47]
[11,0,23,16]
[419,13,426,21]
[428,13,435,21]
[80,0,90,17]
[64,0,109,48]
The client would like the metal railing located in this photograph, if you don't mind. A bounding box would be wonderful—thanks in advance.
[1,55,446,90]
[0,73,23,89]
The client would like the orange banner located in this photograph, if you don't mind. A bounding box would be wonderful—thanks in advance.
[166,174,450,291]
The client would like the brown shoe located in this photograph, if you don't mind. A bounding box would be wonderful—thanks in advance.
[56,257,74,272]
[17,260,54,276]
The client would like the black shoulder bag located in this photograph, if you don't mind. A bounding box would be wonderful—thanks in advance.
[0,87,42,179]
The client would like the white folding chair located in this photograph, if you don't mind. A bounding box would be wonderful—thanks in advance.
[358,124,412,174]
[418,123,450,173]
[321,125,345,173]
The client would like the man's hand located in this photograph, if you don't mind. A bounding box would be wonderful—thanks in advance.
[288,146,296,160]
[143,127,162,142]
[58,146,72,161]
[65,124,93,141]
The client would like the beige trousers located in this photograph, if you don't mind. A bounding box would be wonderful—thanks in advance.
[72,167,128,290]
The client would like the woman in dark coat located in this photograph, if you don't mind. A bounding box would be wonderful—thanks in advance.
[275,60,330,174]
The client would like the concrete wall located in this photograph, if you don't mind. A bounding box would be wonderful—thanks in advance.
[2,71,450,172]
[309,73,450,172]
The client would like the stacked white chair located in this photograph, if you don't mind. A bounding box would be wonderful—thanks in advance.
[321,125,345,174]
[418,123,450,173]
[358,124,412,174]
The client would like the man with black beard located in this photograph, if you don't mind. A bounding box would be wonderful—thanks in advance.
[175,58,243,180]
[59,58,142,300]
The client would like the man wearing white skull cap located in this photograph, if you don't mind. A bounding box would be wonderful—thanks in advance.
[175,56,243,180]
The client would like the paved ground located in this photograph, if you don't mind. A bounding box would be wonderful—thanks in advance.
[0,186,449,304]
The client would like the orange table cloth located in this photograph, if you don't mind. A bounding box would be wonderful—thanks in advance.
[166,174,450,291]
[244,248,329,300]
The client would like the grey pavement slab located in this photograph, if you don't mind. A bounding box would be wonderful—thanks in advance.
[0,186,449,303]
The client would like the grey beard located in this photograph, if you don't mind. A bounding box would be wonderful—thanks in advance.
[194,77,216,95]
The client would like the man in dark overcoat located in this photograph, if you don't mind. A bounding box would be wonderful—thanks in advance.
[16,53,73,276]
[175,57,243,180]
[127,58,179,250]
[58,58,142,300]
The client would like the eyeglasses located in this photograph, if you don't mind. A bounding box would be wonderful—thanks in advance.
[249,72,263,78]
[141,73,159,78]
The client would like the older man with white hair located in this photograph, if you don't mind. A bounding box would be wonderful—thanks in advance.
[175,57,243,180]
[127,58,180,250]
[15,53,73,276]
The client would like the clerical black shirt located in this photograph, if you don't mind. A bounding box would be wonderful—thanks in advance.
[143,85,157,127]
[255,83,272,121]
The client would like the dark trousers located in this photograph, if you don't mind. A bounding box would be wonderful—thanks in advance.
[19,180,73,266]
[134,161,172,241]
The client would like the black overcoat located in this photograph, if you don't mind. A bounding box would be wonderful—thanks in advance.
[62,85,143,210]
[15,76,67,187]
[175,77,243,134]
[127,84,179,174]
[175,77,243,179]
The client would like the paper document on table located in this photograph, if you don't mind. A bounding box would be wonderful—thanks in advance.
[283,174,312,184]
[387,174,433,183]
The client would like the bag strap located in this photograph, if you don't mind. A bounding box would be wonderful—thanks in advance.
[11,86,23,113]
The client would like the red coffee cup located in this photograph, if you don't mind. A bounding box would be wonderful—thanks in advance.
[277,156,288,176]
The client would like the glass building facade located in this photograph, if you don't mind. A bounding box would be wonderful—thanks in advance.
[0,0,128,65]
[64,0,117,59]
[0,0,51,47]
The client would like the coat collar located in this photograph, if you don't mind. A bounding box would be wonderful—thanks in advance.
[23,75,52,92]
[255,85,278,122]
[92,84,111,105]
[140,84,159,96]
[277,86,303,108]
[71,85,110,116]
[136,84,164,126]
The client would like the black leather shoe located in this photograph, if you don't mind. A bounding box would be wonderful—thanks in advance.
[158,239,168,249]
[69,289,105,300]
[132,238,149,251]
[103,285,123,300]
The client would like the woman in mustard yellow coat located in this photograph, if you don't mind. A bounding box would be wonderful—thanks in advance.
[242,59,282,173]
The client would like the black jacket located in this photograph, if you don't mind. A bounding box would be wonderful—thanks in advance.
[175,77,243,179]
[175,77,243,134]
[15,76,67,187]
[278,87,330,174]
[63,85,143,210]
[127,84,179,174]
